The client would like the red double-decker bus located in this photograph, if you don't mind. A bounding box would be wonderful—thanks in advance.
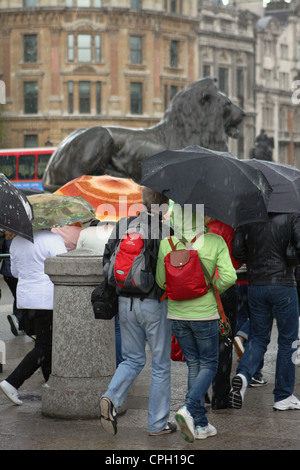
[0,147,56,191]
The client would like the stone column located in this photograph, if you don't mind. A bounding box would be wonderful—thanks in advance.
[42,249,116,419]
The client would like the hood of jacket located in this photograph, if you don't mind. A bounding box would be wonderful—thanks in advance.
[170,203,206,240]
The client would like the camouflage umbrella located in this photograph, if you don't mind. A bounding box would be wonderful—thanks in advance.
[27,193,95,230]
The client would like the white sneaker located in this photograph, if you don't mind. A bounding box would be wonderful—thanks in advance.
[175,406,195,443]
[229,373,248,409]
[195,423,217,439]
[295,346,300,366]
[0,380,23,405]
[273,395,300,411]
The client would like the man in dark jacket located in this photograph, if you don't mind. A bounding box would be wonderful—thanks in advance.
[229,213,300,411]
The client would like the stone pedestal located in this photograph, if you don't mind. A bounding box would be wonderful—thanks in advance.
[42,249,116,419]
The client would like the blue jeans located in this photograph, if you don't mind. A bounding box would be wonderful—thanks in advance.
[114,314,123,367]
[237,285,299,402]
[172,319,219,427]
[103,296,172,433]
[235,284,264,380]
[235,283,250,338]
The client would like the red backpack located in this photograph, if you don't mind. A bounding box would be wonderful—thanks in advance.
[163,234,208,301]
[106,213,155,295]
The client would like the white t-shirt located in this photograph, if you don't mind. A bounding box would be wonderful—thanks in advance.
[10,230,67,310]
[76,224,115,255]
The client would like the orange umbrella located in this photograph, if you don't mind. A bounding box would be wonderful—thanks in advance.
[55,175,144,222]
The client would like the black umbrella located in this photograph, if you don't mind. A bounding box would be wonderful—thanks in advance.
[243,159,300,214]
[0,174,33,242]
[141,145,272,228]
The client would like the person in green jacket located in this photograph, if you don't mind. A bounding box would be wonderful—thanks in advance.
[155,204,237,442]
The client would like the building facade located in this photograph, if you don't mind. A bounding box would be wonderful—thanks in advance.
[1,0,300,165]
[254,3,300,166]
[0,0,199,149]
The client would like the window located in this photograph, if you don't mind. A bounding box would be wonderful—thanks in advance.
[170,0,176,12]
[218,67,229,95]
[170,40,179,68]
[79,81,90,113]
[24,135,38,148]
[78,0,91,6]
[131,0,142,8]
[170,85,178,101]
[130,36,142,64]
[18,154,36,180]
[24,82,38,114]
[67,33,101,63]
[37,154,52,179]
[164,84,179,109]
[263,106,274,129]
[95,34,101,62]
[0,155,16,180]
[264,40,272,57]
[203,65,210,77]
[280,44,288,59]
[165,0,182,13]
[279,72,289,90]
[130,82,142,114]
[68,34,74,62]
[24,35,37,63]
[68,81,74,114]
[236,69,244,107]
[66,0,102,4]
[78,34,92,62]
[23,0,37,6]
[264,68,272,84]
[96,82,101,114]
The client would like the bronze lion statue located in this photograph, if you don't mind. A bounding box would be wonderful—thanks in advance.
[43,77,245,192]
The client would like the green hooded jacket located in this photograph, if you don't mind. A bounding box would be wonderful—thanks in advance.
[155,206,237,320]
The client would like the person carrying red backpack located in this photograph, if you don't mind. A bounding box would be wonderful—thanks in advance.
[99,188,176,437]
[155,205,237,443]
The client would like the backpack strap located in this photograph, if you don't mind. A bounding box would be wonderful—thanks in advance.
[168,236,176,251]
[198,258,228,329]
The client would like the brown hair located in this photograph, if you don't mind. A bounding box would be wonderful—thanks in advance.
[142,187,169,212]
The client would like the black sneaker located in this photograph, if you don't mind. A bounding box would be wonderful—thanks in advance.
[7,315,19,337]
[249,377,268,387]
[149,421,177,436]
[100,397,117,436]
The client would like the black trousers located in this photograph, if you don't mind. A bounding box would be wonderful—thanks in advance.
[212,284,238,408]
[6,309,53,390]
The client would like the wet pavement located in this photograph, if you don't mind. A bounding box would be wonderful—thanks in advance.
[0,277,299,453]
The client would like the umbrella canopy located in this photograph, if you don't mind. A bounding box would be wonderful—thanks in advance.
[141,145,272,228]
[0,173,33,242]
[55,174,143,222]
[27,193,95,230]
[242,159,300,214]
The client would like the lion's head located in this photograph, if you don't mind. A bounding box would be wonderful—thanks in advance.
[160,77,245,151]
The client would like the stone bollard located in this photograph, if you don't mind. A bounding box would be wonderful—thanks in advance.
[42,248,116,419]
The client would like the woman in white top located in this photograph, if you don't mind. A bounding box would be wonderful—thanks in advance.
[0,230,66,405]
